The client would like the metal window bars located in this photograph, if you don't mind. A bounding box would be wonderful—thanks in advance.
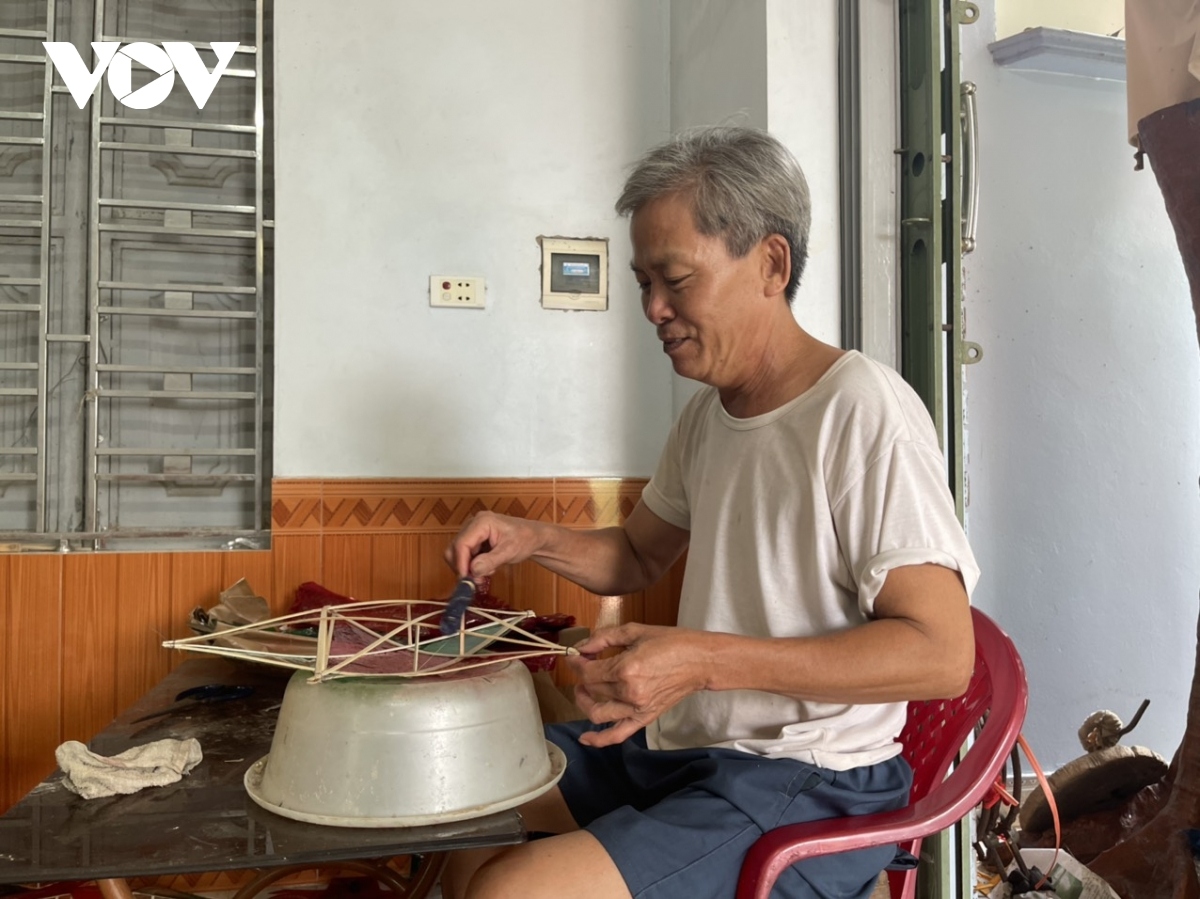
[0,5,56,540]
[0,0,272,548]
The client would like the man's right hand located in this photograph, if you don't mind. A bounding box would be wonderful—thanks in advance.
[445,511,546,579]
[443,501,689,598]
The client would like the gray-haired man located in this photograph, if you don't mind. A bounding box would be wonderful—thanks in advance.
[442,127,977,899]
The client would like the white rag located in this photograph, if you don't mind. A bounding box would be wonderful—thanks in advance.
[55,738,203,800]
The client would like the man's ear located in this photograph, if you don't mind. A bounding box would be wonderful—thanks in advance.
[760,234,791,298]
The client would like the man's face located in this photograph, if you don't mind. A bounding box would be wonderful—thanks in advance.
[629,192,774,389]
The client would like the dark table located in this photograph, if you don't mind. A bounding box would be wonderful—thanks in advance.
[0,656,525,897]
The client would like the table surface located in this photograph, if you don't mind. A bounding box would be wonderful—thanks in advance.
[0,656,525,884]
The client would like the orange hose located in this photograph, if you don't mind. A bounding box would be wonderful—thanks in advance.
[1017,733,1060,890]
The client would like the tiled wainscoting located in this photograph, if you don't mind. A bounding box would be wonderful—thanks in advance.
[0,478,683,812]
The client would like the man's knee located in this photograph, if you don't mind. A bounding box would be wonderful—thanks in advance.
[449,790,582,899]
[463,849,526,899]
[467,845,577,899]
[463,832,630,899]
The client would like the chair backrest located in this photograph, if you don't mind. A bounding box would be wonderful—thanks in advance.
[888,608,1028,898]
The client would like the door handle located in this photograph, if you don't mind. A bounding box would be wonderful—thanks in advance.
[960,81,979,254]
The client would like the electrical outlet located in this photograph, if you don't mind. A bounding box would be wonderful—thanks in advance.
[430,276,485,308]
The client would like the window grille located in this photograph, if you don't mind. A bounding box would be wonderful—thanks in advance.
[0,0,273,549]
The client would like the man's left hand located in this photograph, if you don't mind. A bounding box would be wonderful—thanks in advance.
[567,623,708,747]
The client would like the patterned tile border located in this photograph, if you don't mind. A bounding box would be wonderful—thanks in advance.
[270,479,323,532]
[555,478,644,528]
[273,478,648,534]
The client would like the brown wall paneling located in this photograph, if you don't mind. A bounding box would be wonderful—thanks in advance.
[6,555,64,810]
[270,481,324,612]
[555,583,622,635]
[507,560,557,618]
[321,534,374,602]
[62,554,121,744]
[554,585,623,690]
[115,554,174,713]
[416,533,457,600]
[0,556,8,808]
[270,534,323,614]
[167,554,225,668]
[463,479,557,613]
[319,480,461,601]
[368,533,407,600]
[621,589,647,626]
[315,478,559,603]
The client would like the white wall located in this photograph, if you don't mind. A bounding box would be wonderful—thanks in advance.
[766,0,841,348]
[859,0,901,368]
[274,0,673,477]
[667,0,844,414]
[670,0,768,132]
[275,0,847,470]
[963,3,1200,768]
[668,0,767,415]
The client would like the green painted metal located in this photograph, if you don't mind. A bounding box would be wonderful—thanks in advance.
[898,0,979,896]
[898,0,944,441]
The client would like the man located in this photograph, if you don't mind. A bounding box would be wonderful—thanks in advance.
[442,127,977,899]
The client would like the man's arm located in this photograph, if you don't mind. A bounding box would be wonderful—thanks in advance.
[569,562,973,746]
[700,562,974,701]
[445,500,689,596]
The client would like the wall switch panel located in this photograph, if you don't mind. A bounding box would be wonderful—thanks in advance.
[430,276,485,308]
[540,237,608,311]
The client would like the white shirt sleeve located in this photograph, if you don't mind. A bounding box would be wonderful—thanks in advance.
[831,439,980,618]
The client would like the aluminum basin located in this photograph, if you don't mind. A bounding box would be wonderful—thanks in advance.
[245,659,564,826]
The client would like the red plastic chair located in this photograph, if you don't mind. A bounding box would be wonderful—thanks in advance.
[736,608,1028,899]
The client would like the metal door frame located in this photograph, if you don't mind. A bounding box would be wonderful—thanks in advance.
[897,0,980,895]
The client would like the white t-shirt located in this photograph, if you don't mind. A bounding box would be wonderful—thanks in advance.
[640,351,980,771]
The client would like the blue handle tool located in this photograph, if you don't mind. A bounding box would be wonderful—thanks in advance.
[439,576,478,635]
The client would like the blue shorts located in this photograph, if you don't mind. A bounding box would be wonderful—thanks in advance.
[546,721,912,899]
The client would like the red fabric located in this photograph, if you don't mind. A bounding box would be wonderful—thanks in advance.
[290,580,353,613]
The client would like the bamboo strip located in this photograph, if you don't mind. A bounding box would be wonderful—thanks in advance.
[161,599,574,683]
